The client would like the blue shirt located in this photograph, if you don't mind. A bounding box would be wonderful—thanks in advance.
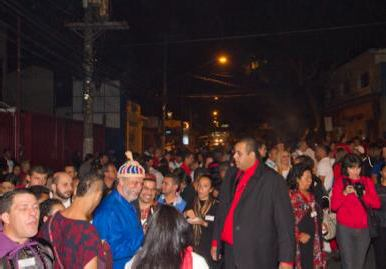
[93,190,144,269]
[157,194,186,213]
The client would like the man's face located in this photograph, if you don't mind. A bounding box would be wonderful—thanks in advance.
[233,142,256,171]
[119,176,143,202]
[139,180,157,204]
[269,148,278,161]
[0,182,15,195]
[13,166,21,176]
[100,155,109,166]
[28,172,47,186]
[64,166,77,179]
[315,147,325,161]
[162,177,177,196]
[53,174,73,200]
[104,165,117,187]
[258,145,267,158]
[1,193,39,242]
[184,155,194,166]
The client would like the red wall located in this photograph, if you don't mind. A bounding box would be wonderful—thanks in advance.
[0,111,105,170]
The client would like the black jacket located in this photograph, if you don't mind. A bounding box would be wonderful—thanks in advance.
[213,164,295,268]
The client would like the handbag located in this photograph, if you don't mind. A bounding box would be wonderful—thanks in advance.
[358,198,380,238]
[322,208,337,240]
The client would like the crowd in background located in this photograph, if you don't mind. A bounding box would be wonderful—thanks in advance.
[0,134,386,269]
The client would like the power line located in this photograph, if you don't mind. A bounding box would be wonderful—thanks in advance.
[121,21,386,47]
[1,1,150,91]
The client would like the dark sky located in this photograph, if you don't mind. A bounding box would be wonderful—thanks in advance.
[3,0,386,138]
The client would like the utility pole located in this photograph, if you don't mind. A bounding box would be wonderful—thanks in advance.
[67,0,128,157]
[15,16,21,161]
[161,36,168,150]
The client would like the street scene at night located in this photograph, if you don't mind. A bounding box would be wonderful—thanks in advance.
[1,1,386,268]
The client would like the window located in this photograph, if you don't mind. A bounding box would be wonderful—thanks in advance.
[360,72,370,88]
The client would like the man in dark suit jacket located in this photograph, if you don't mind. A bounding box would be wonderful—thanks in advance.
[211,137,295,269]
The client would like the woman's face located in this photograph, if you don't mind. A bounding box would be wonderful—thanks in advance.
[347,165,361,179]
[297,170,312,191]
[380,166,386,180]
[197,177,213,200]
[281,151,290,166]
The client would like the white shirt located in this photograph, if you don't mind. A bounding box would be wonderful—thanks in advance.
[317,157,334,192]
[149,167,164,190]
[125,251,208,269]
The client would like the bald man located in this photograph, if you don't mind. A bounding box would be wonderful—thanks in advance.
[51,172,73,208]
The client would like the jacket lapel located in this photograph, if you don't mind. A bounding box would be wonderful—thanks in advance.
[236,164,265,209]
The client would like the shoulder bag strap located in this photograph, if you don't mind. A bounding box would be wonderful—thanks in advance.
[48,213,64,269]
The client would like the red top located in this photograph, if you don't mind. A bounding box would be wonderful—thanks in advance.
[333,162,342,181]
[220,160,259,245]
[180,163,192,177]
[331,176,381,228]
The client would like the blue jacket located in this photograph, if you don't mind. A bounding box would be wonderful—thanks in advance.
[93,190,144,269]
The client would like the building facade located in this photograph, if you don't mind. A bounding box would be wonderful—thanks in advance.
[325,49,386,140]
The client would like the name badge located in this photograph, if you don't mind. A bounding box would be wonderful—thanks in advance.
[18,257,36,268]
[205,215,215,222]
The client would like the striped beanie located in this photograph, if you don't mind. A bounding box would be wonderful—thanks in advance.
[117,151,145,179]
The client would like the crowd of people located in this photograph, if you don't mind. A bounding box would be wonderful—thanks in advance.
[0,135,386,269]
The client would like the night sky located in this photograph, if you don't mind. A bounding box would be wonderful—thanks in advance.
[2,0,386,139]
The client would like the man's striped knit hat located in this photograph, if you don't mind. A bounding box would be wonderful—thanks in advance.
[117,151,145,179]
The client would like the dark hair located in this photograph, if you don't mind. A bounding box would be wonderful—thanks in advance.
[172,168,191,186]
[39,198,62,227]
[193,167,210,182]
[341,154,362,177]
[0,189,35,214]
[316,144,331,155]
[28,185,50,200]
[101,162,116,173]
[132,205,193,268]
[294,155,315,171]
[164,173,181,186]
[287,163,312,190]
[76,172,104,197]
[238,137,258,155]
[181,151,193,161]
[29,166,47,176]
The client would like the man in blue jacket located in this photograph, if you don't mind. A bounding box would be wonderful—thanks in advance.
[93,152,145,269]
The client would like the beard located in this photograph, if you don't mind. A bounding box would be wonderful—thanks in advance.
[123,185,139,202]
[56,189,72,200]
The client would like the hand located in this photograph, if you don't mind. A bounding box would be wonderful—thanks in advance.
[298,232,311,244]
[343,185,357,196]
[211,246,221,261]
[279,263,293,269]
[187,217,206,226]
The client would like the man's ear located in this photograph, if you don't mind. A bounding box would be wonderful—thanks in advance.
[1,212,10,225]
[51,184,56,193]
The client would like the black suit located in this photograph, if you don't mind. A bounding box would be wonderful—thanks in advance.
[213,163,295,269]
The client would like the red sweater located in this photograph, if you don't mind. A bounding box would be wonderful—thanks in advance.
[331,176,380,228]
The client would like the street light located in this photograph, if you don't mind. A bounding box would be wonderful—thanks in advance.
[212,110,219,117]
[217,55,228,65]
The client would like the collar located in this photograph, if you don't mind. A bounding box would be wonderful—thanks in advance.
[241,160,259,175]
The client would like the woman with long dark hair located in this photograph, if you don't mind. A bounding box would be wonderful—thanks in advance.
[331,154,381,269]
[287,163,326,269]
[184,175,219,266]
[126,205,208,269]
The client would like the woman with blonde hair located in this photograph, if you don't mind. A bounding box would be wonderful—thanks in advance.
[276,150,292,179]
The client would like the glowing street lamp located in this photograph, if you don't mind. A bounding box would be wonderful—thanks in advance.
[212,110,219,117]
[217,55,228,65]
